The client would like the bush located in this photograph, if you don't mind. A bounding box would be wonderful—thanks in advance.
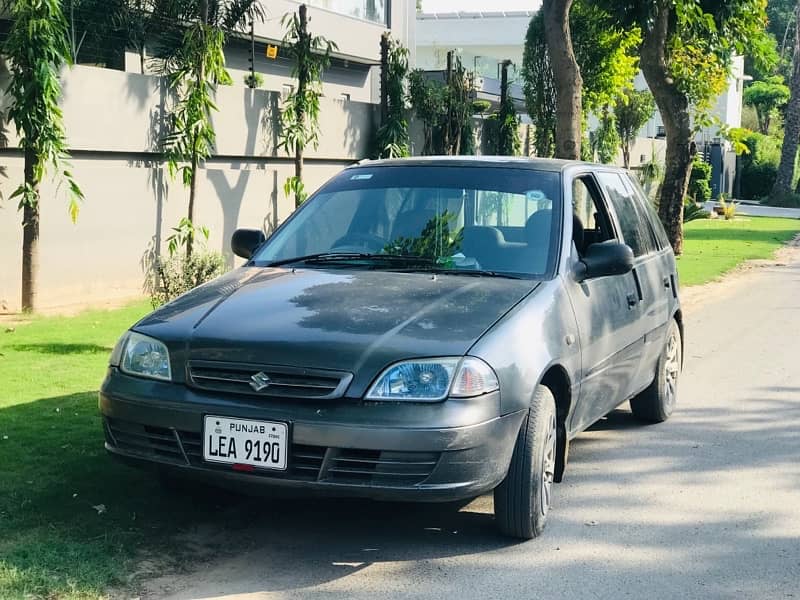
[688,155,712,202]
[149,251,226,308]
[739,131,781,200]
[764,190,800,207]
[684,197,710,222]
[718,195,738,220]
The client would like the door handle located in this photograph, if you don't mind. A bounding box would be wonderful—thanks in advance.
[662,276,671,289]
[626,292,639,308]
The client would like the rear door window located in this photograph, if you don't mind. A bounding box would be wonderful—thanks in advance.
[596,172,654,257]
[623,175,670,250]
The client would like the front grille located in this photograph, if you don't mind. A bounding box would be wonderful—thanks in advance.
[187,360,352,399]
[106,418,439,486]
[325,448,440,485]
[105,418,185,465]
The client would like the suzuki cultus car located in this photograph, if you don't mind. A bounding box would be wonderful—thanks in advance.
[100,158,682,539]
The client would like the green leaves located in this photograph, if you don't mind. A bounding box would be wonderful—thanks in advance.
[279,9,337,156]
[165,217,210,257]
[280,7,337,206]
[743,76,791,135]
[162,22,233,193]
[4,0,83,222]
[374,36,411,159]
[522,1,641,157]
[283,176,307,205]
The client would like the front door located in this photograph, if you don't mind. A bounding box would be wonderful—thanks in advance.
[565,174,646,434]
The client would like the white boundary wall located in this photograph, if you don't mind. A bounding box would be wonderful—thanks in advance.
[0,65,376,313]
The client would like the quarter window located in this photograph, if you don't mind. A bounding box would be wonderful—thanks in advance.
[597,172,654,257]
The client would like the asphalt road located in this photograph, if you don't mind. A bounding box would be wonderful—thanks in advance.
[144,251,800,600]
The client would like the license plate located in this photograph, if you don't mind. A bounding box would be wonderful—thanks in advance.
[203,416,288,471]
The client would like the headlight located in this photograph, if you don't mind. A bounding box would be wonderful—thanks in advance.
[366,357,498,402]
[108,332,130,367]
[119,332,172,381]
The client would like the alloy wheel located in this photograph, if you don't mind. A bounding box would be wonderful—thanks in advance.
[664,329,680,412]
[540,410,557,516]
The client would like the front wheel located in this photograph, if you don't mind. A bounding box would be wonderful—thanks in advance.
[630,319,682,423]
[494,385,557,539]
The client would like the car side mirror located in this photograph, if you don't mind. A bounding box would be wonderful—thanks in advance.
[574,241,634,282]
[231,228,266,260]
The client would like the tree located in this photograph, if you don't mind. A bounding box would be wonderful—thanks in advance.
[522,13,556,157]
[407,70,445,155]
[485,60,520,156]
[407,53,473,156]
[542,0,582,159]
[614,89,655,168]
[599,0,771,254]
[523,2,640,158]
[280,4,337,207]
[744,76,791,134]
[591,106,619,164]
[160,0,262,256]
[114,0,158,74]
[773,0,800,199]
[374,33,410,158]
[4,0,84,312]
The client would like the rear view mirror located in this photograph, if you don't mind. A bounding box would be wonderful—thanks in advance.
[574,241,634,282]
[231,228,266,260]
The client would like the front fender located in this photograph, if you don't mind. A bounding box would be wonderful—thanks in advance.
[468,279,581,417]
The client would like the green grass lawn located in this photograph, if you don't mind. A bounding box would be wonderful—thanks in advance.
[1,215,798,598]
[0,301,248,599]
[678,216,800,286]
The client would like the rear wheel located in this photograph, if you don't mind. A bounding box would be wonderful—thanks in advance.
[630,319,682,423]
[494,385,557,539]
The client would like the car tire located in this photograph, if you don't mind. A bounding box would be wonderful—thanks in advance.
[630,319,682,423]
[494,385,557,539]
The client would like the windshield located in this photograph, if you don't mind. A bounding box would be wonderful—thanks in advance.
[253,165,562,278]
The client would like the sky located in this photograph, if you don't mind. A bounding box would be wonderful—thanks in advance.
[420,0,542,13]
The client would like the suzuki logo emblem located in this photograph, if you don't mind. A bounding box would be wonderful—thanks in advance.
[249,371,271,392]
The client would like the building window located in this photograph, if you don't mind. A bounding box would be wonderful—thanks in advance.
[305,0,388,25]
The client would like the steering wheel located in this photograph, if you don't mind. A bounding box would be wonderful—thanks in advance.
[331,233,389,253]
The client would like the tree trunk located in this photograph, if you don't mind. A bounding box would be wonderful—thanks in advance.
[185,0,210,257]
[21,148,40,312]
[295,143,304,208]
[775,1,800,197]
[295,4,309,207]
[187,147,198,257]
[542,0,582,160]
[640,0,693,255]
[622,142,631,169]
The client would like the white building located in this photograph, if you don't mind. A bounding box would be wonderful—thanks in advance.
[124,0,416,104]
[416,10,532,81]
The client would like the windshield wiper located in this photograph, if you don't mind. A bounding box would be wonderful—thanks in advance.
[266,252,437,268]
[405,267,527,280]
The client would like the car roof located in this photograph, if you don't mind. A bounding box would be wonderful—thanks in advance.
[348,156,624,173]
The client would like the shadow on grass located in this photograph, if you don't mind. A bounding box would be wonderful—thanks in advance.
[8,343,112,355]
[0,392,516,598]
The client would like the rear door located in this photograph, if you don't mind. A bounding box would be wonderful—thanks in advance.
[597,171,671,394]
[565,173,646,433]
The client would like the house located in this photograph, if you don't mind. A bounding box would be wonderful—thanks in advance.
[124,0,416,104]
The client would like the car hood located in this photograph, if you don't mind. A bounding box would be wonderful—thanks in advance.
[135,267,538,395]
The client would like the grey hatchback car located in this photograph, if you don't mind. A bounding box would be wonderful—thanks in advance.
[100,157,682,539]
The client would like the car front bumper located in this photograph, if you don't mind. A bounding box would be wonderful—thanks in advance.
[99,369,525,502]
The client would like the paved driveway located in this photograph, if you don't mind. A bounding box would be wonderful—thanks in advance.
[144,252,800,600]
